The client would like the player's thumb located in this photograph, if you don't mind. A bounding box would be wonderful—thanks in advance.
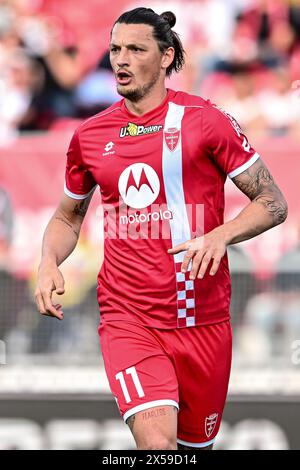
[54,272,65,295]
[56,287,65,295]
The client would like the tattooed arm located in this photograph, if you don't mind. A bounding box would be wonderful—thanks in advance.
[35,191,95,319]
[221,158,288,245]
[168,158,287,280]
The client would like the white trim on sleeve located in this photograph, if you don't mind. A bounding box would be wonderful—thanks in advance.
[177,437,215,448]
[123,399,179,423]
[64,183,96,200]
[228,152,260,179]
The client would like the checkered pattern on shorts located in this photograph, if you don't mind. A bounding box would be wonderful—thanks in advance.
[175,262,196,328]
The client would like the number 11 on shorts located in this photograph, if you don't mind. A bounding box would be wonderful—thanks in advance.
[115,366,145,403]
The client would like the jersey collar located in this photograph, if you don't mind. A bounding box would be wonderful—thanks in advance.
[121,88,175,121]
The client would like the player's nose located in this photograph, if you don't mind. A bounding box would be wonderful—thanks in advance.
[116,47,130,67]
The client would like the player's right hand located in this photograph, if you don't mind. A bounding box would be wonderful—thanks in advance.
[35,261,65,320]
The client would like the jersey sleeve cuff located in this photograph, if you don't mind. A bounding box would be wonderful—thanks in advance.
[64,183,96,200]
[228,152,260,179]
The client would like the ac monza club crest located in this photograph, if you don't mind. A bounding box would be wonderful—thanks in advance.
[164,127,180,152]
[205,413,218,438]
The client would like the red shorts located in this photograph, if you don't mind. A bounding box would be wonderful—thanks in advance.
[98,319,232,447]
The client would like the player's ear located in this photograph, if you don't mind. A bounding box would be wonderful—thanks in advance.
[161,47,174,72]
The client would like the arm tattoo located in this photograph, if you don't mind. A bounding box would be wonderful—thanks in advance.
[254,193,287,224]
[126,415,135,433]
[232,165,273,199]
[55,217,79,238]
[72,199,90,218]
[232,159,288,225]
[54,192,94,237]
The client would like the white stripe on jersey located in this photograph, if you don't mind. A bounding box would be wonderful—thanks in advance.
[162,102,190,263]
[162,102,196,328]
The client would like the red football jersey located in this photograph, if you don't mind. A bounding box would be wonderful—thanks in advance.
[65,89,259,329]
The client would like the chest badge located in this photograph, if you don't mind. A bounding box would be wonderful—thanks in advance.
[164,127,180,152]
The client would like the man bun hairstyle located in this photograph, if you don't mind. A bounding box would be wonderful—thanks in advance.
[160,11,176,29]
[113,7,185,77]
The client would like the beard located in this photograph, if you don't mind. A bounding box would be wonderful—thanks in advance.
[117,70,160,103]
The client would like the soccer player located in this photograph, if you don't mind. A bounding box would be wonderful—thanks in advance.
[35,8,288,450]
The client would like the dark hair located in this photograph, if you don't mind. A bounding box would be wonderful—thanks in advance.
[113,7,185,77]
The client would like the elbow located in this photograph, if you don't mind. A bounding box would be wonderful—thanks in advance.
[282,200,288,223]
[275,197,288,226]
[283,198,288,222]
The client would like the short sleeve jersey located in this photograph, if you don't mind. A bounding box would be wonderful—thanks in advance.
[65,89,260,329]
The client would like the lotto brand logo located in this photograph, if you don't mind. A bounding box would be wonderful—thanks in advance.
[118,163,160,209]
[205,413,218,438]
[104,141,114,152]
[103,141,115,156]
[119,122,163,138]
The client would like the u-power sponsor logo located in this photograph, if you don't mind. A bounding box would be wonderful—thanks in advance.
[119,122,163,138]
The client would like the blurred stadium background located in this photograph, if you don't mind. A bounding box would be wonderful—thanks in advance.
[0,0,300,450]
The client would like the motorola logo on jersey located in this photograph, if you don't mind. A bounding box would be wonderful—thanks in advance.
[119,122,163,138]
[118,163,160,209]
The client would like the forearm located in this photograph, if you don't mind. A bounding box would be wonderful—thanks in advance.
[40,192,94,268]
[218,194,288,246]
[168,159,287,280]
[221,158,288,246]
[40,212,80,267]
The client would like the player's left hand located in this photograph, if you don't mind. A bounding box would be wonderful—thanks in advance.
[167,228,227,280]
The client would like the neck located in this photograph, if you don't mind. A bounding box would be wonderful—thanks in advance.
[125,85,167,117]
